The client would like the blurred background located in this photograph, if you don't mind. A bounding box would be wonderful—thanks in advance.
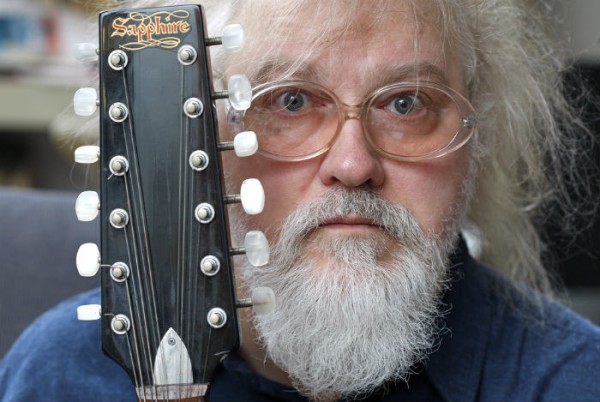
[0,0,598,357]
[0,0,98,189]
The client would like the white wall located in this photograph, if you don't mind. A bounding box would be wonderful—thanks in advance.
[553,0,600,63]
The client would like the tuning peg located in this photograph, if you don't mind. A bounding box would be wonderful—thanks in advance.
[244,230,269,267]
[74,146,100,164]
[234,131,258,157]
[77,304,101,321]
[75,191,100,221]
[73,87,98,116]
[74,43,99,62]
[221,24,244,52]
[252,287,276,315]
[218,131,258,157]
[237,287,276,316]
[224,178,265,214]
[236,287,276,315]
[206,23,244,52]
[240,178,265,215]
[228,75,252,111]
[76,243,100,277]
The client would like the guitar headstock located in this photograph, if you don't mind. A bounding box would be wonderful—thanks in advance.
[72,5,274,400]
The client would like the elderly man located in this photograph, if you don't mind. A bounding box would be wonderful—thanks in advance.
[1,0,599,401]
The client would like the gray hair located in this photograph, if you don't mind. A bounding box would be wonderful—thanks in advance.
[92,0,596,295]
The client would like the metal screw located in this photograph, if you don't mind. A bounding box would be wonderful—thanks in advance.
[108,50,128,71]
[189,150,209,171]
[184,98,203,119]
[109,209,129,229]
[195,203,215,224]
[109,156,129,176]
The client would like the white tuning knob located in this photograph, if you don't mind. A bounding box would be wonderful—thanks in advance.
[75,191,100,221]
[228,75,252,111]
[221,24,244,52]
[76,243,100,277]
[74,43,98,62]
[74,87,98,116]
[240,178,264,215]
[234,131,258,157]
[77,304,101,321]
[74,146,100,164]
[251,287,276,316]
[244,230,269,267]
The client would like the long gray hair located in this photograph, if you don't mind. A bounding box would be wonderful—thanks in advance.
[88,0,596,295]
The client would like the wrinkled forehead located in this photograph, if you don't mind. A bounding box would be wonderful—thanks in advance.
[221,0,458,87]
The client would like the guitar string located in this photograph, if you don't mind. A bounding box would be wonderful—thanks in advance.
[124,279,146,402]
[184,85,195,402]
[190,54,211,393]
[105,100,144,399]
[125,333,142,401]
[119,72,154,398]
[178,62,188,402]
[181,62,204,400]
[116,37,223,401]
[120,70,163,400]
[185,109,200,398]
[180,57,216,400]
[198,56,225,391]
[197,80,209,387]
[123,170,154,401]
[202,325,214,386]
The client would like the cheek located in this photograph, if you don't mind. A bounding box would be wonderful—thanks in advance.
[222,152,319,232]
[384,151,470,235]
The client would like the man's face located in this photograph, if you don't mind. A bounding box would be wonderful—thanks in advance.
[223,1,470,260]
[219,1,473,399]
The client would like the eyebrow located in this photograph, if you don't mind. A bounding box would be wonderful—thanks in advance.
[246,58,450,88]
[374,63,450,86]
[245,59,320,85]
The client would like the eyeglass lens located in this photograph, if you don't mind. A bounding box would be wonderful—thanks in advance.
[242,82,469,160]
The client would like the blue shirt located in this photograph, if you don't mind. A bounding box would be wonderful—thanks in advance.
[2,244,599,401]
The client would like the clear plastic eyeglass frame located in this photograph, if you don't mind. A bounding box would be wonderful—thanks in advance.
[227,80,477,163]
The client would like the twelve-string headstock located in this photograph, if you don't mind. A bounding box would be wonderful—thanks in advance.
[71,5,274,401]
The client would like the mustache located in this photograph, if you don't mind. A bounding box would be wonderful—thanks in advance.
[276,186,426,247]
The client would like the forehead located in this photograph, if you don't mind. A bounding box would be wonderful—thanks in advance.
[226,0,462,90]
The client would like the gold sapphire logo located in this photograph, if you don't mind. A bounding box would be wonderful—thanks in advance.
[111,10,191,50]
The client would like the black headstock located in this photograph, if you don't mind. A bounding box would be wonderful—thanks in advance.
[72,4,272,401]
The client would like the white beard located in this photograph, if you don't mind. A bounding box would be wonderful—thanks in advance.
[237,187,459,401]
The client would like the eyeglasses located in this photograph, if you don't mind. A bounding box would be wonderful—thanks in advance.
[227,80,476,162]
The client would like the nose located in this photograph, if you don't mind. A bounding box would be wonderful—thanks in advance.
[318,117,385,188]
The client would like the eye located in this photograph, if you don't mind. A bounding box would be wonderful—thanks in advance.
[385,94,423,115]
[276,91,311,112]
